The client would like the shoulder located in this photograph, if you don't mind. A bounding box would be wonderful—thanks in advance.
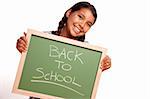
[43,31,52,34]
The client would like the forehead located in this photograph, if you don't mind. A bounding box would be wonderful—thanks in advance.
[73,8,95,23]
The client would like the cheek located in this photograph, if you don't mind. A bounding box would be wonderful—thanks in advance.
[67,18,74,28]
[66,19,72,30]
[67,19,71,26]
[83,26,90,33]
[80,27,90,36]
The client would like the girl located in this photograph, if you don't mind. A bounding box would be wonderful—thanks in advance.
[16,1,111,99]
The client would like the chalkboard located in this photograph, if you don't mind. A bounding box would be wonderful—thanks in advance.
[13,29,107,99]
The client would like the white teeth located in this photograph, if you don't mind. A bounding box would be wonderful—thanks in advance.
[74,27,80,33]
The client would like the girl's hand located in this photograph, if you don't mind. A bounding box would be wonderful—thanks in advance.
[16,32,27,53]
[101,55,111,71]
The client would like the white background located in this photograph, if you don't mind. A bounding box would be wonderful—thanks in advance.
[0,0,150,99]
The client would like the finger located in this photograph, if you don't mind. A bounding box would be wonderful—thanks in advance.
[17,46,27,53]
[101,63,111,71]
[17,43,27,51]
[17,39,27,50]
[101,59,111,71]
[104,55,110,61]
[16,46,23,53]
[19,47,26,53]
[16,40,27,50]
[102,66,110,72]
[104,56,111,64]
[18,39,27,48]
[24,32,27,37]
[20,36,27,44]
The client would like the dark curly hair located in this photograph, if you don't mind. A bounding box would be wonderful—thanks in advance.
[52,1,97,42]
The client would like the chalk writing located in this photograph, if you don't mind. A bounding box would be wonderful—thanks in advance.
[31,67,84,96]
[49,45,84,64]
[32,68,81,87]
[55,60,72,72]
[31,44,85,96]
[31,79,84,96]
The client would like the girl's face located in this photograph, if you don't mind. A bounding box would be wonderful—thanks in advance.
[65,8,95,37]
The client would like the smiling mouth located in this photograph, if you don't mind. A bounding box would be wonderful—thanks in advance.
[74,27,80,34]
[73,25,81,34]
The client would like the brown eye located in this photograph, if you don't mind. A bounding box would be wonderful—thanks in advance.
[78,15,83,19]
[87,23,92,27]
[88,23,91,27]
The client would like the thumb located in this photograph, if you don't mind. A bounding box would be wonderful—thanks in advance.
[24,32,27,37]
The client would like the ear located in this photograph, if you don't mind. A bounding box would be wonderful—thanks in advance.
[66,9,72,18]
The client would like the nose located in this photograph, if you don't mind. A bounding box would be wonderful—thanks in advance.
[79,21,86,31]
[80,21,85,28]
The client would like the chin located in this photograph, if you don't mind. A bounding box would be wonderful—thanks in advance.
[70,32,78,37]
